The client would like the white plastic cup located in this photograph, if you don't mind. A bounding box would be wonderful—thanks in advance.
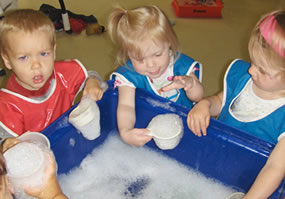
[69,95,101,140]
[4,132,51,199]
[18,131,50,148]
[147,113,184,150]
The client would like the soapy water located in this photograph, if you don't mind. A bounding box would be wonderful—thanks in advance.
[145,97,176,112]
[58,133,237,199]
[147,113,183,138]
[145,97,188,117]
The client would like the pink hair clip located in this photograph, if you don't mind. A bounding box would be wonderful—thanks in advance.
[259,14,285,57]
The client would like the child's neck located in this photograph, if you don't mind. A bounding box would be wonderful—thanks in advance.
[252,83,285,100]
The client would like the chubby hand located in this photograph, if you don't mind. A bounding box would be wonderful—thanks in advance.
[24,152,67,199]
[160,75,194,92]
[120,128,153,147]
[1,137,20,152]
[83,78,104,101]
[187,100,211,137]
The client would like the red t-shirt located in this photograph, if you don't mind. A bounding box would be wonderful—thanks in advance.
[0,59,87,136]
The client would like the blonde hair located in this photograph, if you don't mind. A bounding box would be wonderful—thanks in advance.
[248,10,285,73]
[0,9,56,54]
[108,5,179,65]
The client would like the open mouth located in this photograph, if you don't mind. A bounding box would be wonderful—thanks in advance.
[148,68,160,76]
[33,75,44,84]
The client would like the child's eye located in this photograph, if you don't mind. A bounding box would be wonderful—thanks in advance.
[258,68,268,75]
[41,52,49,56]
[18,55,27,60]
[135,58,143,63]
[155,53,162,57]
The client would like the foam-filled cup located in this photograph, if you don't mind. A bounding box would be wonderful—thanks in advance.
[18,131,50,148]
[4,132,51,199]
[69,95,100,140]
[147,113,184,150]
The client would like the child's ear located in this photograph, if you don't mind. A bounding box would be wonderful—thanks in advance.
[53,44,56,60]
[1,52,12,70]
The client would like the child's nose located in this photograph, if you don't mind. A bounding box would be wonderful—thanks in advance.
[146,58,156,68]
[31,59,41,69]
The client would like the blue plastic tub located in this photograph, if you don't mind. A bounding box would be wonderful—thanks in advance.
[42,81,285,198]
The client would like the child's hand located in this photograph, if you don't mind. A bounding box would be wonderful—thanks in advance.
[187,100,211,136]
[1,137,20,152]
[120,128,152,147]
[161,75,193,92]
[24,152,67,199]
[83,78,104,101]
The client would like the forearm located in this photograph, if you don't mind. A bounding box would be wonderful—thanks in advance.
[117,104,136,134]
[244,139,285,199]
[244,165,284,199]
[202,92,223,117]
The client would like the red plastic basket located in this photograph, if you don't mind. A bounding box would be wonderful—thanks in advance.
[172,0,223,18]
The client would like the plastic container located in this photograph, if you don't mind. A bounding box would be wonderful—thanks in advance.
[4,132,51,199]
[18,131,50,148]
[147,113,183,150]
[69,95,100,140]
[42,80,285,199]
[172,0,223,18]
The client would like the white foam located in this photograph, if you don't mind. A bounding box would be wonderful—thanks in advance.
[147,113,182,138]
[59,133,237,199]
[145,97,176,112]
[5,142,43,178]
[69,138,76,147]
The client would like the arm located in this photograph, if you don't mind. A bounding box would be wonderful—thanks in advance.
[117,86,152,146]
[161,73,204,102]
[187,91,223,136]
[243,137,285,199]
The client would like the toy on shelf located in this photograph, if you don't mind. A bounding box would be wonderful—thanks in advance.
[172,0,223,18]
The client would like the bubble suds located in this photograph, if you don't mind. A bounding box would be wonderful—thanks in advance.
[147,113,183,138]
[145,98,176,112]
[59,133,237,199]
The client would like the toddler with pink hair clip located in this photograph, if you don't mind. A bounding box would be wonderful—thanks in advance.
[187,9,285,199]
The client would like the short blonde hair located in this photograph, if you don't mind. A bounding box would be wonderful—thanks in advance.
[248,10,285,73]
[108,5,179,66]
[0,9,56,54]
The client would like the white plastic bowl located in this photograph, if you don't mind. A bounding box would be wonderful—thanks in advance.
[147,113,184,150]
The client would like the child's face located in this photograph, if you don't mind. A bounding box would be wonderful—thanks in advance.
[128,41,171,79]
[2,29,56,90]
[248,57,285,98]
